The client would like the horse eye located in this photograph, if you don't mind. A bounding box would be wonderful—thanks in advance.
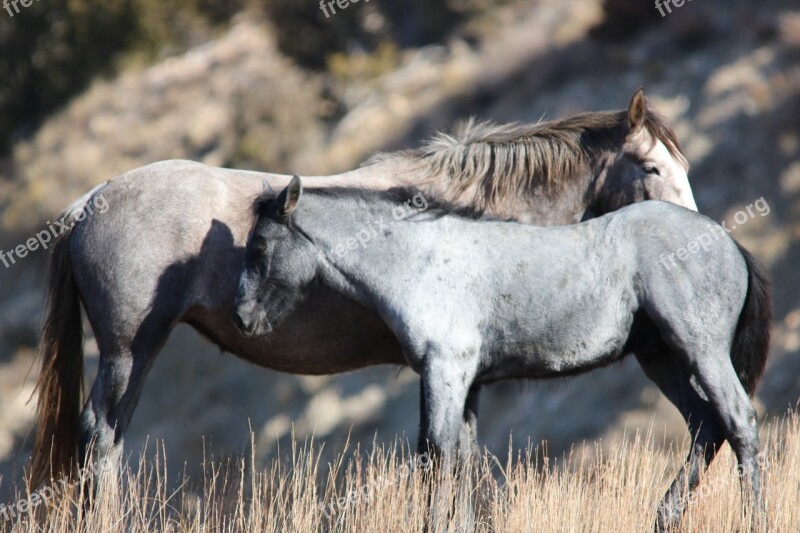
[252,237,267,252]
[643,163,661,176]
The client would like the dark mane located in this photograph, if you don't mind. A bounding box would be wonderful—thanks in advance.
[368,109,688,211]
[252,194,275,217]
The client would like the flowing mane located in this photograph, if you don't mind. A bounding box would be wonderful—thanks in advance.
[369,109,688,211]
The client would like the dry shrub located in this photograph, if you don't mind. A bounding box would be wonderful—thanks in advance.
[257,0,480,70]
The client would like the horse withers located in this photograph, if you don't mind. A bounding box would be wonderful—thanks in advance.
[30,89,697,494]
[236,177,771,530]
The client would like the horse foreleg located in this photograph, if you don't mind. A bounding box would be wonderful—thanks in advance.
[459,384,481,460]
[417,347,479,530]
[418,351,478,459]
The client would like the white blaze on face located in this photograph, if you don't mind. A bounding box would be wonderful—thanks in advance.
[640,133,698,212]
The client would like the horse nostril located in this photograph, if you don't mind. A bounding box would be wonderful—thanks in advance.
[233,311,247,332]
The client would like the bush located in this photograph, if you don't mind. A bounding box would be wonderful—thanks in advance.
[0,0,244,153]
[0,0,138,150]
[589,0,664,42]
[259,0,469,69]
[0,0,483,152]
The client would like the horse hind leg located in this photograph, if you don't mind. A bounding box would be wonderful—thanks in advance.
[74,249,197,487]
[636,352,726,531]
[79,351,147,474]
[684,348,765,524]
[78,309,176,495]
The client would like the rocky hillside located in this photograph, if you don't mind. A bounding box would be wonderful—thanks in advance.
[1,0,799,491]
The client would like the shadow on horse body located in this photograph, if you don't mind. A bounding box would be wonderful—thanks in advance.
[238,179,771,530]
[31,90,696,495]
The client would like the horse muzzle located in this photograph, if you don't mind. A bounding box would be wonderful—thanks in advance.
[233,309,272,337]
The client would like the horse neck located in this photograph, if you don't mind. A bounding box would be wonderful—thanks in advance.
[296,192,405,249]
[295,193,427,305]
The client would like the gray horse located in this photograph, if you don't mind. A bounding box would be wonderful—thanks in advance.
[31,90,696,492]
[236,178,771,530]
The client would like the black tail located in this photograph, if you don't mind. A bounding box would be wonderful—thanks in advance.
[30,228,84,488]
[731,243,772,396]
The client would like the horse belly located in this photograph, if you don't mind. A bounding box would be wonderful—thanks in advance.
[185,288,406,375]
[482,298,635,381]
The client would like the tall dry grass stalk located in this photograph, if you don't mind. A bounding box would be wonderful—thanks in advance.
[2,411,798,532]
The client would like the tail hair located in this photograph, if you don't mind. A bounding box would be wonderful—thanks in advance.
[731,243,772,396]
[29,229,84,488]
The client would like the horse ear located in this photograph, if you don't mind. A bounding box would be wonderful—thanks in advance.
[280,174,303,216]
[627,87,647,132]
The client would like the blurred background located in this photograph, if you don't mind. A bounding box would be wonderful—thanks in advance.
[1,0,799,492]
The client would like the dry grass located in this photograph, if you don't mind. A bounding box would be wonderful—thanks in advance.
[2,411,799,532]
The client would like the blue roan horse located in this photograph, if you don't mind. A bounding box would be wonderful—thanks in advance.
[236,177,771,530]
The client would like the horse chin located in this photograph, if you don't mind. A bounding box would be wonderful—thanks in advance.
[235,313,272,338]
[257,320,273,336]
[662,190,698,212]
[244,320,272,338]
[661,181,698,212]
[679,191,699,212]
